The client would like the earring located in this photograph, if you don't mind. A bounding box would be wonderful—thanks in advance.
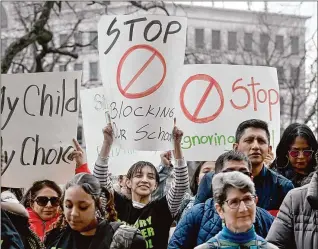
[221,219,225,227]
[276,156,289,169]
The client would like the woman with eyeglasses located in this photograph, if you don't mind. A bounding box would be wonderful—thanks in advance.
[195,171,278,249]
[21,180,62,241]
[270,123,318,187]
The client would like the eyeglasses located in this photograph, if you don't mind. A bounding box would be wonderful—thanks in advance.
[225,195,257,209]
[34,196,60,207]
[288,150,313,158]
[221,169,252,178]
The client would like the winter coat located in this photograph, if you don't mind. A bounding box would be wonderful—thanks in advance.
[1,208,45,249]
[168,198,274,249]
[194,167,294,211]
[266,171,318,249]
[194,225,278,249]
[44,220,146,249]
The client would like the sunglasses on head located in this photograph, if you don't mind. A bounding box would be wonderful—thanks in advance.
[34,196,60,207]
[288,150,313,158]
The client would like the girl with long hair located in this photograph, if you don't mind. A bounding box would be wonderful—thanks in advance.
[270,123,318,187]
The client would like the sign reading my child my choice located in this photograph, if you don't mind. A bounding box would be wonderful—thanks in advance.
[175,65,280,161]
[98,15,187,151]
[1,72,81,188]
[80,87,161,175]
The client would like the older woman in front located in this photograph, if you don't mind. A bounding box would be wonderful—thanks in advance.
[195,171,278,249]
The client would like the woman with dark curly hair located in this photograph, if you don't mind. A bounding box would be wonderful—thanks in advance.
[44,173,145,249]
[270,123,318,187]
[21,180,62,242]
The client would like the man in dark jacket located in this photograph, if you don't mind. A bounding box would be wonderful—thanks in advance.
[168,150,274,249]
[194,119,294,213]
[266,169,318,249]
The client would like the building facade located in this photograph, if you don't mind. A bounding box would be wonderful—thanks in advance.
[1,2,309,139]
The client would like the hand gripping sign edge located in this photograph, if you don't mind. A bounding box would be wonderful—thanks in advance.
[180,74,225,124]
[116,44,167,99]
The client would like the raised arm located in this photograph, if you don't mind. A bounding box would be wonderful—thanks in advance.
[69,139,91,174]
[152,151,174,200]
[93,124,114,192]
[166,121,189,217]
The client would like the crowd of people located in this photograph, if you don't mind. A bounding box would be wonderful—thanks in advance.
[1,119,318,249]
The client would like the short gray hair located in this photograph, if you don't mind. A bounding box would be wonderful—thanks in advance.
[212,171,255,206]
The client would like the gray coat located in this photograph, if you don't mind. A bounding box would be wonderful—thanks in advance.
[266,171,318,249]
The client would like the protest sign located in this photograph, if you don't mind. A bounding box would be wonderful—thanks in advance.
[1,72,81,187]
[98,15,187,151]
[175,65,280,161]
[80,87,161,175]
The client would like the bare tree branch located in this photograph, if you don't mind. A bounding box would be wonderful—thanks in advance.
[129,1,170,15]
[1,1,55,73]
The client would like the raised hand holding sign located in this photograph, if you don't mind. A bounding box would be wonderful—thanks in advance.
[98,15,187,151]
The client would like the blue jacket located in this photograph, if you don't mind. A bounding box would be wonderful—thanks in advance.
[168,198,274,249]
[194,166,294,210]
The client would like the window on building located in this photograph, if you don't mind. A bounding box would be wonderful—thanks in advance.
[59,34,68,47]
[1,4,8,29]
[74,63,83,71]
[291,36,299,55]
[244,33,253,51]
[290,66,299,86]
[74,32,82,51]
[1,38,7,58]
[195,28,204,49]
[59,64,67,72]
[260,33,270,54]
[212,30,220,50]
[275,35,284,53]
[89,31,98,50]
[89,62,98,80]
[228,32,237,51]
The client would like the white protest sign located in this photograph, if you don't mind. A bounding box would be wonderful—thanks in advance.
[1,72,81,187]
[175,65,280,161]
[80,87,161,176]
[98,15,187,151]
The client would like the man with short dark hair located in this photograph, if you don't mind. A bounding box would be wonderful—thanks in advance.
[168,150,274,249]
[195,119,294,212]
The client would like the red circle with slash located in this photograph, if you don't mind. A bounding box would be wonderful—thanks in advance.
[180,74,224,123]
[117,44,167,99]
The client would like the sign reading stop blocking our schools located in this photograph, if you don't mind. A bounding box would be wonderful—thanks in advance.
[175,64,280,161]
[1,72,81,188]
[80,87,161,176]
[98,14,187,151]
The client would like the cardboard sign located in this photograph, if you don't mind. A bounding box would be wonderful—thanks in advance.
[175,65,280,161]
[98,15,187,151]
[1,72,81,188]
[80,87,161,175]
